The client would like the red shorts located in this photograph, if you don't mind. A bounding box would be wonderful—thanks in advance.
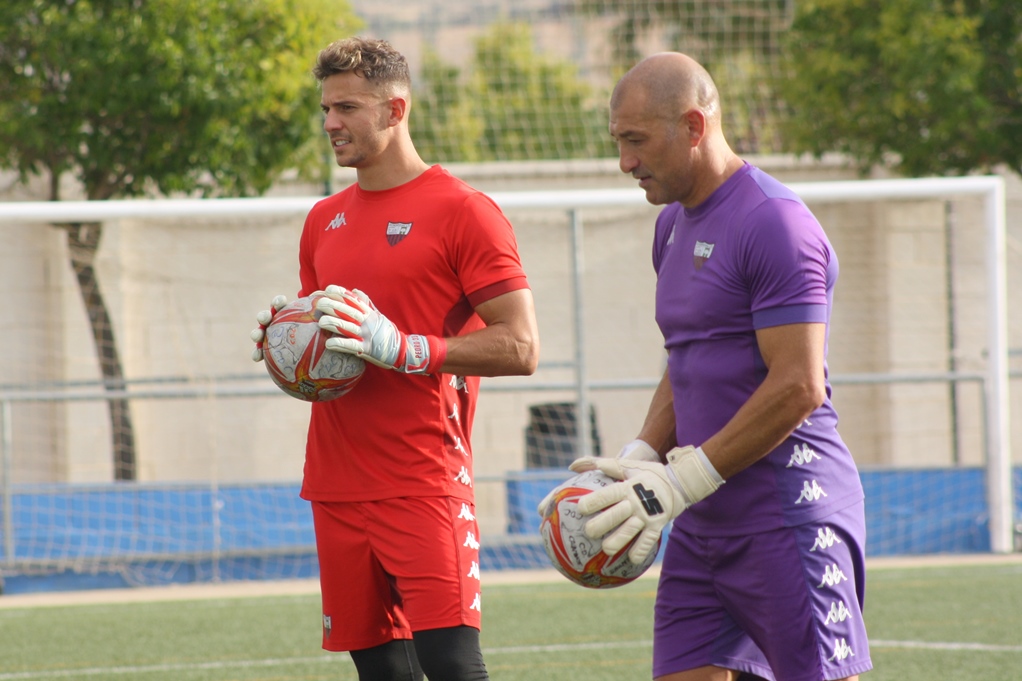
[311,496,483,652]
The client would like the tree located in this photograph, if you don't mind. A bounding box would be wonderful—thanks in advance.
[0,0,361,479]
[778,0,1022,177]
[409,51,485,163]
[574,0,792,153]
[411,23,614,163]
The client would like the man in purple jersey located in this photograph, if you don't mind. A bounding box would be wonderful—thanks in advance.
[564,53,872,680]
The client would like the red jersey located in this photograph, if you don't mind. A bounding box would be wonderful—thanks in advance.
[297,165,529,503]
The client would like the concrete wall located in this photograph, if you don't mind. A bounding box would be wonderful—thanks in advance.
[2,157,1021,533]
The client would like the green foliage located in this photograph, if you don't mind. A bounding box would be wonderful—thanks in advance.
[780,0,1022,177]
[574,1,792,154]
[0,0,362,199]
[411,23,615,163]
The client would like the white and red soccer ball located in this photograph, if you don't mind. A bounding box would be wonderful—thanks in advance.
[261,294,365,402]
[539,469,660,589]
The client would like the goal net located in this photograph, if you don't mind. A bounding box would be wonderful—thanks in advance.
[0,172,1018,592]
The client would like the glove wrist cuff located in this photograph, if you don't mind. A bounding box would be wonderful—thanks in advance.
[666,446,723,505]
[424,335,447,374]
[403,334,447,375]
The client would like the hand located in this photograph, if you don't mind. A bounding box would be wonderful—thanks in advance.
[537,439,660,519]
[315,285,437,374]
[249,295,289,362]
[569,446,723,564]
[616,439,662,463]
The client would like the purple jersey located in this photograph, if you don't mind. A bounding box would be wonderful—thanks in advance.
[653,163,863,535]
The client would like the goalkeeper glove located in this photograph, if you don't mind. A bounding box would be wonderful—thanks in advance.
[570,446,724,565]
[249,294,289,362]
[315,285,446,374]
[535,439,662,519]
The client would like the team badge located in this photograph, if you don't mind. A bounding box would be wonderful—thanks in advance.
[693,241,714,269]
[386,221,413,246]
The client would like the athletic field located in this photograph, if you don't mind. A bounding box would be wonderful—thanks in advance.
[1,555,1019,680]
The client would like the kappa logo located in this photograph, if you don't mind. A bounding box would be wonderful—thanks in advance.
[633,483,664,516]
[467,560,481,580]
[386,221,412,246]
[829,638,856,662]
[824,600,854,625]
[795,479,828,504]
[818,563,849,588]
[811,526,844,552]
[463,531,480,550]
[449,375,468,393]
[325,213,346,230]
[786,443,822,468]
[454,466,473,487]
[693,241,714,269]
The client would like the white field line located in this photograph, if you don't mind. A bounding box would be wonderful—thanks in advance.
[0,641,652,680]
[2,638,1021,680]
[8,551,1022,610]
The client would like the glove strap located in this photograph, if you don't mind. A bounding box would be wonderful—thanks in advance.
[666,446,723,505]
[403,334,447,375]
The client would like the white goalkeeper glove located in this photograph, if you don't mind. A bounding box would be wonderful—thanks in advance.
[249,294,289,362]
[570,446,724,565]
[315,285,446,375]
[535,439,662,519]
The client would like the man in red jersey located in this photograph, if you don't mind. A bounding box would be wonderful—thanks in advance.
[250,37,539,681]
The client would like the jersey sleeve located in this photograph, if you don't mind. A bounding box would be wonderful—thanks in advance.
[741,198,832,329]
[450,192,530,306]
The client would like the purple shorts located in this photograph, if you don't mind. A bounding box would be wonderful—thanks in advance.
[653,501,872,681]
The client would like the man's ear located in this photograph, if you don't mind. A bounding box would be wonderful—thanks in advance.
[682,109,707,146]
[388,96,409,127]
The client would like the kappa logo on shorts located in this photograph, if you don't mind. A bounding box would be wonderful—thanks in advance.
[386,221,412,246]
[818,563,849,588]
[810,526,844,551]
[786,443,822,468]
[829,637,856,661]
[632,483,664,516]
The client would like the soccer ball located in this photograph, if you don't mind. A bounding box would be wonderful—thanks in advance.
[539,469,660,589]
[261,294,365,402]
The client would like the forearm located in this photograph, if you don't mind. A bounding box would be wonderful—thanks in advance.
[635,369,678,460]
[700,368,823,479]
[440,324,539,377]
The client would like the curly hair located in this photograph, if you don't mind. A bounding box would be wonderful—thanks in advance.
[313,37,411,92]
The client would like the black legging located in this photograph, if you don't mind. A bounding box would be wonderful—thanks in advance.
[349,625,489,681]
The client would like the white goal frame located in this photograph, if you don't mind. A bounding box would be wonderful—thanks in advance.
[0,174,1013,553]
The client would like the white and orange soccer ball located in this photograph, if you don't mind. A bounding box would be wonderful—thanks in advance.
[539,469,660,589]
[261,294,365,402]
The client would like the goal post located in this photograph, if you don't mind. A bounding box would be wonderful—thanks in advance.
[0,173,1016,593]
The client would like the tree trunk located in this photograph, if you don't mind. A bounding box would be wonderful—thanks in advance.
[59,221,137,481]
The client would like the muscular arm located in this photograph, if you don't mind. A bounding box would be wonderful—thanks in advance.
[634,369,679,460]
[440,288,540,377]
[700,322,828,479]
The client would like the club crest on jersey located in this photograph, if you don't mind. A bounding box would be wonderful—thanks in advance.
[693,241,715,269]
[386,221,413,246]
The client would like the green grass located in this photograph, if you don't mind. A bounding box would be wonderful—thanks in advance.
[1,561,1020,680]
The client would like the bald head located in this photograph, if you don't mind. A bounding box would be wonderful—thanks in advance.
[611,52,721,127]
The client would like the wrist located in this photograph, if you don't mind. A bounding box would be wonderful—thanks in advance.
[664,445,724,505]
[403,334,447,374]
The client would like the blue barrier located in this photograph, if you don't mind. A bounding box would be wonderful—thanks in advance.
[1,468,1019,594]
